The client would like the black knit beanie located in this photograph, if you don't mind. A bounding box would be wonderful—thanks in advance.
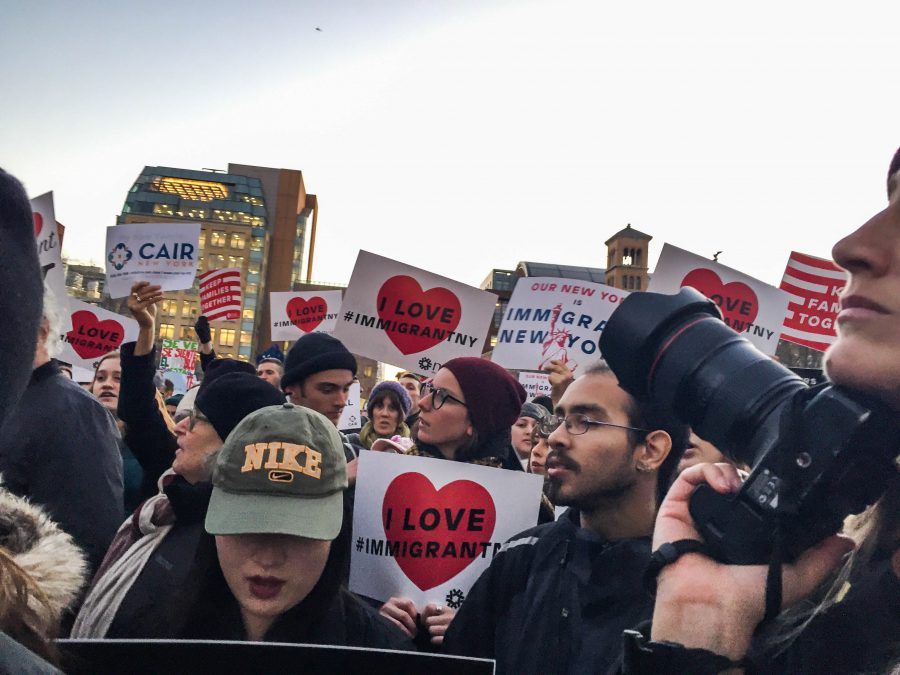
[194,373,285,441]
[440,357,526,437]
[0,168,42,429]
[281,333,357,391]
[200,358,257,390]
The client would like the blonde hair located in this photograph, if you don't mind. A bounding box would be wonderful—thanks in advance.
[40,282,64,359]
[155,389,176,434]
[0,548,59,664]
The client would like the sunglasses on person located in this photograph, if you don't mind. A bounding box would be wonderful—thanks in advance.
[419,381,467,410]
[538,413,649,437]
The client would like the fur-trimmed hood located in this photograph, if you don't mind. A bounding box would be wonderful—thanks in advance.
[0,483,88,622]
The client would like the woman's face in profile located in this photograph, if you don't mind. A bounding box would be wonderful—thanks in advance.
[825,173,900,410]
[216,533,331,639]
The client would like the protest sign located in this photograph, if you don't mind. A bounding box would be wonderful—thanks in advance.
[270,290,342,340]
[350,451,544,608]
[338,380,363,431]
[779,251,847,352]
[104,222,200,298]
[518,371,552,401]
[59,299,139,369]
[333,251,496,376]
[30,192,67,305]
[158,338,199,394]
[492,277,628,373]
[199,267,242,321]
[648,244,791,356]
[59,640,494,675]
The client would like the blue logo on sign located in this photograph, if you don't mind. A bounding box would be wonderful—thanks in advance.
[108,243,133,270]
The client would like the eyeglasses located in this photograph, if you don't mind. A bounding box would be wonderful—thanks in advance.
[419,381,467,410]
[538,413,649,437]
[188,408,211,431]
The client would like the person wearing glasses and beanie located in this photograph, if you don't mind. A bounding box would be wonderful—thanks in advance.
[72,372,285,639]
[378,357,530,647]
[345,380,412,454]
[441,361,688,674]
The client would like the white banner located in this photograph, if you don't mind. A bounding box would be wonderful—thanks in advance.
[338,381,362,431]
[492,277,628,374]
[59,298,140,369]
[333,252,496,376]
[518,371,552,401]
[648,244,791,356]
[105,222,200,298]
[270,290,343,340]
[349,452,544,608]
[30,192,66,305]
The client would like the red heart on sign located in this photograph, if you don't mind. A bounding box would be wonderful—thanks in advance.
[66,311,125,359]
[382,473,496,591]
[376,276,462,355]
[33,213,43,237]
[287,296,327,332]
[681,269,759,328]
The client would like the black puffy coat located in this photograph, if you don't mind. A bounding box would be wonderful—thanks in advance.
[443,508,653,675]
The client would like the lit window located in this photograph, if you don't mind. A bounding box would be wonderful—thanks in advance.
[198,232,206,249]
[211,231,227,247]
[219,329,236,347]
[182,301,193,318]
[228,256,243,268]
[161,299,178,315]
[246,283,258,295]
[240,331,252,345]
[250,237,263,252]
[149,176,230,202]
[180,325,194,340]
[242,308,254,320]
[159,323,175,339]
[231,234,246,250]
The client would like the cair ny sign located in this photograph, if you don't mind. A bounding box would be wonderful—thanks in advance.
[104,222,201,298]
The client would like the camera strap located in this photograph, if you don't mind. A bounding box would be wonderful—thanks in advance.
[763,386,817,623]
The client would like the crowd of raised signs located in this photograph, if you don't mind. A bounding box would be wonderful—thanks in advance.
[0,156,898,675]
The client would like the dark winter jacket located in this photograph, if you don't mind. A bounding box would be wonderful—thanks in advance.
[117,342,178,494]
[0,360,124,571]
[443,508,653,675]
[103,478,217,639]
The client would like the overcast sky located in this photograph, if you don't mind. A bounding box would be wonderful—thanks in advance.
[3,0,899,289]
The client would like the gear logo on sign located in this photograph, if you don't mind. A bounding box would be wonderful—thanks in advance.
[446,588,465,609]
[418,357,433,371]
[107,243,133,271]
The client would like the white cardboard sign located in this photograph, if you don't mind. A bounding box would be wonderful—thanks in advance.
[270,290,343,340]
[648,244,791,356]
[30,192,67,306]
[350,451,544,608]
[518,371,552,401]
[58,298,139,369]
[492,277,629,374]
[104,222,201,298]
[332,251,496,376]
[338,381,363,431]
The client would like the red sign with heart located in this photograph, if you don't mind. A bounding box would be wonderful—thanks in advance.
[376,276,462,355]
[287,296,327,333]
[67,311,125,359]
[681,268,759,327]
[382,472,496,591]
[33,213,43,237]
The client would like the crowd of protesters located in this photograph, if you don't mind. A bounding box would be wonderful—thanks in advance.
[0,149,897,674]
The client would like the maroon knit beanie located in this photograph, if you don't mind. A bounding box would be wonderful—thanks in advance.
[441,357,526,437]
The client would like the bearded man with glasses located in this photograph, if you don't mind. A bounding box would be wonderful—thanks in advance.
[443,361,688,675]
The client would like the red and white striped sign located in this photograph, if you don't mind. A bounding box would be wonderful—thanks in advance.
[199,267,242,322]
[779,251,847,352]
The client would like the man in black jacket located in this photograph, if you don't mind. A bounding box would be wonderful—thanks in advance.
[442,361,688,674]
[0,288,124,572]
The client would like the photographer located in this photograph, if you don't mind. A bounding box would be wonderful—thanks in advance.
[624,149,900,673]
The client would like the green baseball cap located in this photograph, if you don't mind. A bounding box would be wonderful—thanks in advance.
[205,402,348,540]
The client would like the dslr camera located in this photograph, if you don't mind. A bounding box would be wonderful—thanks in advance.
[600,288,899,564]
